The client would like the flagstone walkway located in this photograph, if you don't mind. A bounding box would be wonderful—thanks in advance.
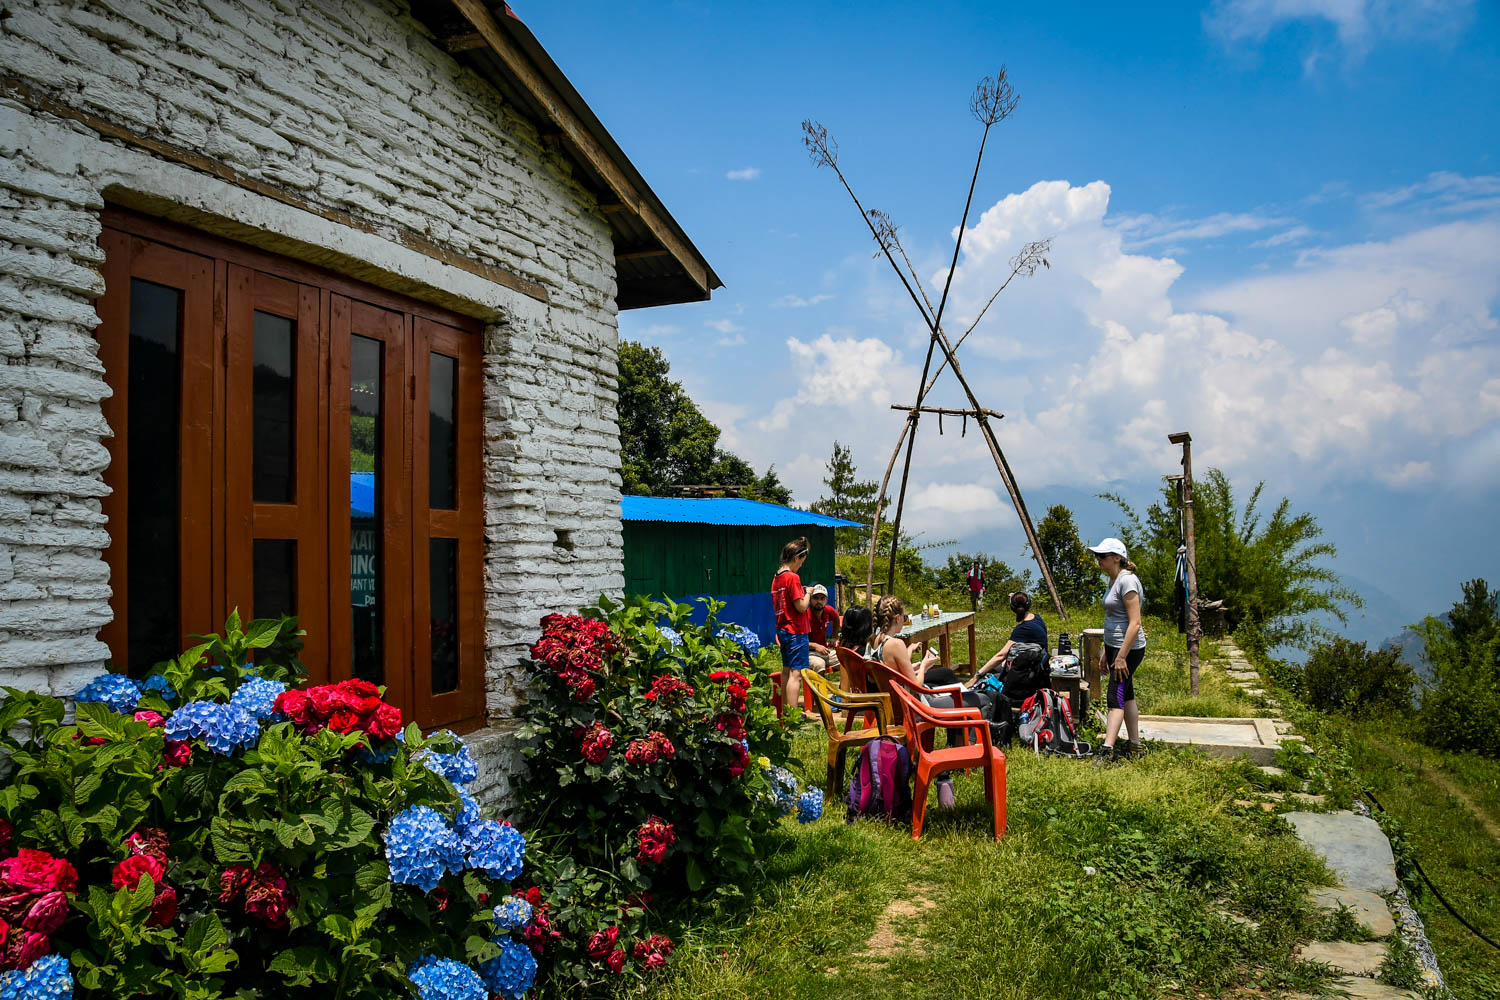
[1209,640,1449,1000]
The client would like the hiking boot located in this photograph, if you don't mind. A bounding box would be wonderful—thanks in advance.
[1118,740,1144,760]
[1092,746,1115,769]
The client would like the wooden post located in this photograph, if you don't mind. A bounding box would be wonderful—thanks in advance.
[1168,431,1201,696]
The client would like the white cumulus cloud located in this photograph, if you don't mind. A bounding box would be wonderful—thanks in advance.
[726,167,762,181]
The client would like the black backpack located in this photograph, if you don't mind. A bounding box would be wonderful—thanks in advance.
[998,642,1049,702]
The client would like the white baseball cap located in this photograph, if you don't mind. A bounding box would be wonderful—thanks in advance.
[808,584,828,597]
[1087,537,1129,558]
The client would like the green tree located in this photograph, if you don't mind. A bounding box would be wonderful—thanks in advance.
[616,341,788,499]
[811,441,883,553]
[1036,505,1097,606]
[1416,579,1500,756]
[1103,469,1358,650]
[1300,637,1415,717]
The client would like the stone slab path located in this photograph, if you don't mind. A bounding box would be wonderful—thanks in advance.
[1211,640,1446,999]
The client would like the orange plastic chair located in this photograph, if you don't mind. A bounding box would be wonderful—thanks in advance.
[868,661,1007,841]
[801,669,903,796]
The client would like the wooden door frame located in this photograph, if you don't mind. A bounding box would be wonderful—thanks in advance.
[96,208,488,731]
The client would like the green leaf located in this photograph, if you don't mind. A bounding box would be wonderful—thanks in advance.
[268,946,338,985]
[184,912,228,955]
[685,858,706,891]
[243,618,282,649]
[353,861,389,893]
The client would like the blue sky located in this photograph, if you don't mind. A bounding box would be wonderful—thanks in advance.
[517,0,1500,641]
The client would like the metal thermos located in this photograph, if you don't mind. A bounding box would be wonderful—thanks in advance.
[1057,632,1072,656]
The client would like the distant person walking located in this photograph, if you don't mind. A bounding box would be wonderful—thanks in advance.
[771,537,812,718]
[1089,537,1147,763]
[967,560,986,613]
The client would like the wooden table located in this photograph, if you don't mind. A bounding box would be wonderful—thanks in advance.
[900,610,979,675]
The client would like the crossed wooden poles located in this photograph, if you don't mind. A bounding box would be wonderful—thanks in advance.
[802,69,1066,618]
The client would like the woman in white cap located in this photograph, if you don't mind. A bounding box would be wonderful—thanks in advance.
[1089,537,1146,762]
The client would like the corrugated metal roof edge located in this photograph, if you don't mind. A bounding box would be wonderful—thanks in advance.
[620,495,864,528]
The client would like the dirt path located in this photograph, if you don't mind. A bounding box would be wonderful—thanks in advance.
[859,891,935,958]
[1369,737,1500,843]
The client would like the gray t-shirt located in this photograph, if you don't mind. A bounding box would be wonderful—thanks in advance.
[1102,571,1147,650]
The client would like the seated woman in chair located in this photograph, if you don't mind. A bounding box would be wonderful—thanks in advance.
[973,590,1049,689]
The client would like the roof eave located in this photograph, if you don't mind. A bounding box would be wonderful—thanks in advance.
[431,2,722,309]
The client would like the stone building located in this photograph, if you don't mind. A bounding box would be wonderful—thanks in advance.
[0,1,719,800]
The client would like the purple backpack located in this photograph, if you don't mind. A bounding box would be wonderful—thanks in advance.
[845,738,912,823]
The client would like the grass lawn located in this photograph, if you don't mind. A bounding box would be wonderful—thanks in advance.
[1322,721,1500,1000]
[638,620,1336,999]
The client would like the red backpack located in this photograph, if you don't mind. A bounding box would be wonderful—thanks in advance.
[1018,688,1092,758]
[845,738,913,823]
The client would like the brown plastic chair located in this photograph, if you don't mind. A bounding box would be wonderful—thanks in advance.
[882,678,1007,840]
[801,669,903,797]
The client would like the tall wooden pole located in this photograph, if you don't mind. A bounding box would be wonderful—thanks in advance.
[1169,431,1200,695]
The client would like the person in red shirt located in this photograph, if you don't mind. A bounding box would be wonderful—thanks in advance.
[771,537,812,716]
[806,584,842,674]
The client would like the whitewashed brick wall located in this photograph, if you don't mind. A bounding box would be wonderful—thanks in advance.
[0,0,629,785]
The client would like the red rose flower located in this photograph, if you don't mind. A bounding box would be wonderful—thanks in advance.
[132,709,166,728]
[0,849,78,894]
[632,933,675,970]
[2,927,49,971]
[368,703,403,740]
[20,891,68,933]
[606,948,627,974]
[650,732,676,759]
[586,925,619,960]
[220,863,291,929]
[126,828,170,866]
[112,854,165,892]
[729,742,750,778]
[580,722,613,764]
[635,816,676,866]
[643,675,694,705]
[326,709,360,734]
[148,883,178,926]
[307,687,340,717]
[218,865,251,903]
[162,740,192,768]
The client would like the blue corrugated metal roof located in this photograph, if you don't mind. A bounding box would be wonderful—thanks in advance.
[620,495,863,528]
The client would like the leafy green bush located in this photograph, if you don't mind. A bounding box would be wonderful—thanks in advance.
[0,613,535,999]
[1416,579,1500,757]
[1300,637,1415,717]
[513,596,795,990]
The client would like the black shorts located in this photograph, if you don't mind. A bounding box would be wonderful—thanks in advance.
[1104,645,1145,710]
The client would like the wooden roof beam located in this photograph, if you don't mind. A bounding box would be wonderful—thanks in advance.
[448,0,712,296]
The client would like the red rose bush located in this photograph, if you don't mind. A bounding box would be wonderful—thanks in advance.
[514,595,793,989]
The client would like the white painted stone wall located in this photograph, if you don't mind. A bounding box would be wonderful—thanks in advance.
[0,0,629,794]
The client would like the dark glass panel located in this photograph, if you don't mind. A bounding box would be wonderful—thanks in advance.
[126,278,181,671]
[252,539,296,621]
[430,538,458,694]
[350,335,383,682]
[252,311,295,503]
[429,353,457,509]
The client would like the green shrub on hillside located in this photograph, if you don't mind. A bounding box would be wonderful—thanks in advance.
[1416,579,1500,757]
[1301,637,1416,717]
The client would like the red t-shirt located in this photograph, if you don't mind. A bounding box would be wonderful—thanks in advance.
[810,605,842,645]
[771,570,811,634]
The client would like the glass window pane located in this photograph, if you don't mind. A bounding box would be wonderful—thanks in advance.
[252,311,295,503]
[429,353,457,509]
[350,335,383,683]
[127,278,181,670]
[253,539,296,621]
[430,538,458,694]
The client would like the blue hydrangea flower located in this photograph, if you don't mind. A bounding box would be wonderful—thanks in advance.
[491,895,533,931]
[716,623,761,656]
[657,626,683,648]
[229,676,286,721]
[768,766,799,816]
[141,674,177,701]
[163,701,260,754]
[385,806,465,892]
[405,955,486,1000]
[797,787,824,824]
[478,937,537,1000]
[74,673,140,714]
[0,954,73,1000]
[461,819,525,881]
[416,731,479,785]
[454,784,482,831]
